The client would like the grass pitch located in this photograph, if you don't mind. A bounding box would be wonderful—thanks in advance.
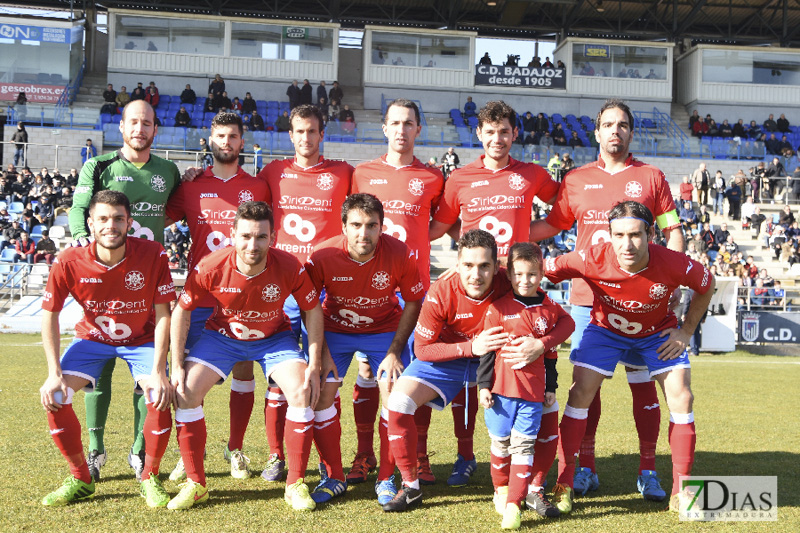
[0,333,797,532]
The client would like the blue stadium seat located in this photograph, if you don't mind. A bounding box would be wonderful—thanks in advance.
[8,202,24,214]
[277,132,292,152]
[1,248,17,261]
[265,100,278,109]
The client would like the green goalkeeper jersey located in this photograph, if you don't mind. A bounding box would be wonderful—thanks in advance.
[69,150,180,244]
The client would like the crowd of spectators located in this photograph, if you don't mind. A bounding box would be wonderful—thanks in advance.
[688,110,800,157]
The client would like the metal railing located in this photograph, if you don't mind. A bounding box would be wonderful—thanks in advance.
[0,262,38,311]
[738,286,798,312]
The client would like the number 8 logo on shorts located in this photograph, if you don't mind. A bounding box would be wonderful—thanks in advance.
[284,214,316,243]
[479,216,513,243]
[607,313,643,335]
[95,315,132,341]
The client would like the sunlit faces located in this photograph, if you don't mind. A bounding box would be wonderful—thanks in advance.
[382,105,421,155]
[609,217,653,273]
[508,259,543,298]
[594,106,633,157]
[120,100,156,153]
[343,209,382,262]
[458,246,498,300]
[88,203,132,251]
[210,124,244,164]
[289,115,324,159]
[231,218,274,269]
[476,118,517,163]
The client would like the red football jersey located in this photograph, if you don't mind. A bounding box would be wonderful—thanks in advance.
[306,234,423,334]
[544,243,712,337]
[414,269,512,362]
[434,156,559,258]
[43,238,176,345]
[482,291,572,402]
[352,155,444,289]
[179,246,318,340]
[259,157,353,261]
[544,155,680,306]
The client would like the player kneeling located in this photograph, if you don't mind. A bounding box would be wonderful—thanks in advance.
[39,190,175,508]
[478,243,574,529]
[169,201,326,511]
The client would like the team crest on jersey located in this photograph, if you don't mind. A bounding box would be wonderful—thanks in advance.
[262,284,281,302]
[534,317,548,336]
[371,271,391,290]
[649,283,668,299]
[508,173,526,191]
[408,178,424,196]
[125,270,145,291]
[150,175,167,193]
[317,173,334,191]
[624,181,643,198]
[238,190,254,204]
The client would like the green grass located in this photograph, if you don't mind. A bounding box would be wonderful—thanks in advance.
[1,333,798,531]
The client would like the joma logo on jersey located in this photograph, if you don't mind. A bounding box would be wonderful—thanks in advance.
[332,276,353,282]
[115,176,134,182]
[455,313,474,319]
[503,314,520,320]
[471,180,489,188]
[598,280,621,288]
[467,194,525,207]
[220,287,241,293]
[584,184,603,190]
[200,193,219,198]
[370,179,388,185]
[281,172,299,179]
[80,277,103,283]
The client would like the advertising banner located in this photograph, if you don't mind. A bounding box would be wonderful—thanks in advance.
[475,65,566,89]
[0,82,64,103]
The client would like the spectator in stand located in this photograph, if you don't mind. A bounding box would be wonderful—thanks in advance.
[241,92,257,115]
[14,91,27,119]
[692,162,711,206]
[758,268,775,287]
[103,84,117,103]
[441,146,460,178]
[300,79,313,106]
[328,99,340,123]
[130,82,145,101]
[0,206,10,227]
[522,112,536,135]
[317,81,328,106]
[11,174,29,205]
[766,156,786,199]
[741,196,756,226]
[339,104,355,123]
[543,57,555,68]
[479,52,492,65]
[777,114,791,133]
[463,96,477,119]
[253,143,263,174]
[209,73,225,99]
[714,221,731,247]
[164,223,186,254]
[145,86,159,108]
[533,112,549,133]
[11,122,27,167]
[33,229,57,264]
[689,110,700,129]
[528,56,541,68]
[175,106,192,128]
[180,84,197,104]
[779,204,795,228]
[765,133,781,155]
[552,123,567,145]
[287,80,301,110]
[732,118,746,138]
[275,110,291,132]
[579,62,595,75]
[40,167,52,183]
[723,235,739,255]
[750,162,766,202]
[691,231,708,254]
[250,109,265,131]
[747,120,761,138]
[697,204,711,226]
[230,97,242,114]
[763,114,778,133]
[328,81,343,106]
[28,174,46,202]
[707,119,719,136]
[115,86,130,108]
[791,166,800,202]
[771,281,786,308]
[218,91,232,111]
[540,131,554,150]
[34,194,55,227]
[66,168,79,187]
[316,97,329,121]
[751,279,769,308]
[167,242,184,269]
[205,93,217,114]
[57,186,73,210]
[561,151,575,173]
[786,220,800,241]
[1,220,22,249]
[685,240,701,262]
[726,173,744,219]
[14,231,34,263]
[779,135,792,155]
[692,119,709,137]
[680,175,694,204]
[679,201,698,232]
[81,139,98,164]
[719,119,733,137]
[568,131,584,148]
[198,138,213,169]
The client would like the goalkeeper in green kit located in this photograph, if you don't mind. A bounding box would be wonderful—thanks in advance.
[68,100,180,481]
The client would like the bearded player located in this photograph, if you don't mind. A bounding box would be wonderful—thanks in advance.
[530,99,684,503]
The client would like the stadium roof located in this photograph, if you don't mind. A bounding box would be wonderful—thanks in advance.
[15,0,800,47]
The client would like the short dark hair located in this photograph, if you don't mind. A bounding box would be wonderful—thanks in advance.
[507,242,543,271]
[477,101,517,131]
[234,201,274,230]
[595,99,635,131]
[458,229,497,262]
[341,193,384,225]
[607,200,654,231]
[89,190,131,216]
[290,105,325,132]
[383,98,420,125]
[211,112,243,135]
